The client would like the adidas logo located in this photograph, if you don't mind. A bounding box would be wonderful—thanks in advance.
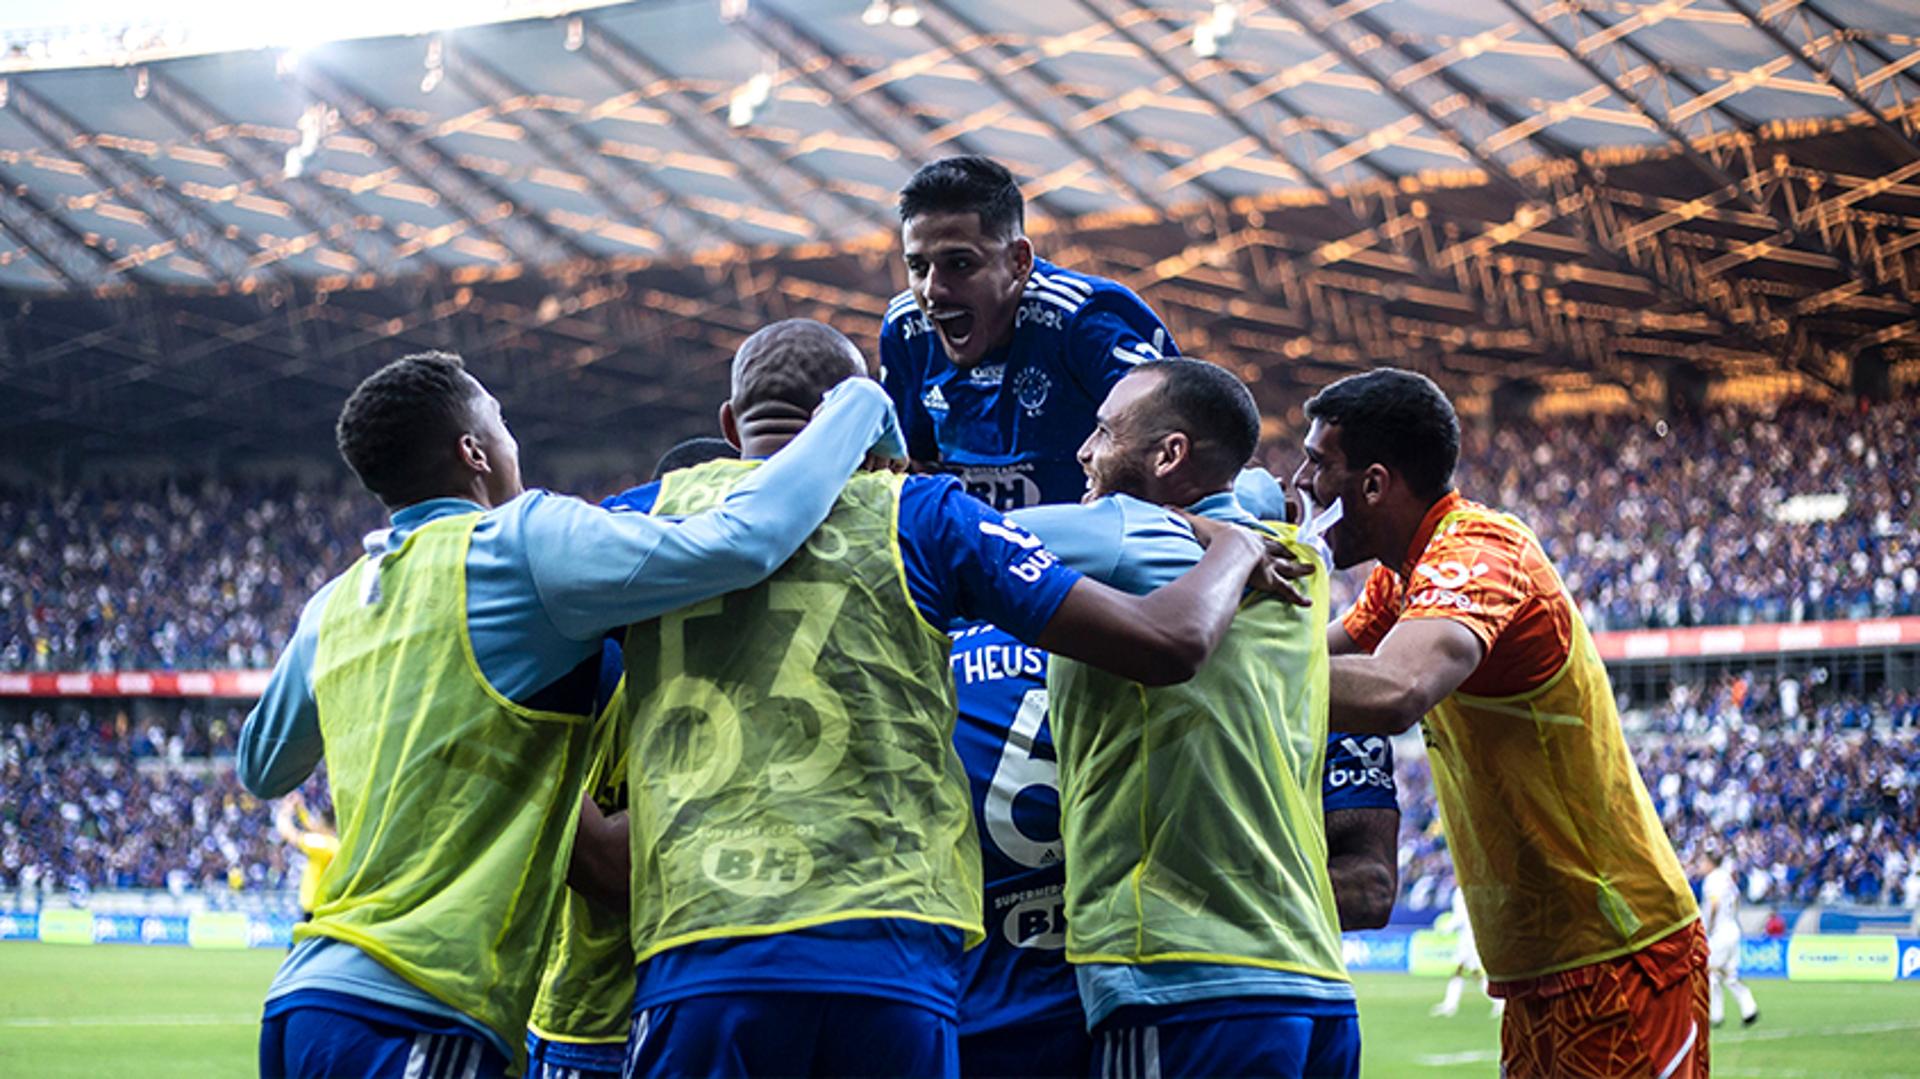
[923,385,949,412]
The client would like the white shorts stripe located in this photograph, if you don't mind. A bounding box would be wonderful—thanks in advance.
[1657,1021,1699,1079]
[404,1033,433,1079]
[1143,1026,1161,1079]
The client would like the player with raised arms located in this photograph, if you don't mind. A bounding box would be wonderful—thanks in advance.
[1297,367,1706,1079]
[604,320,1306,1079]
[881,155,1177,510]
[238,350,907,1079]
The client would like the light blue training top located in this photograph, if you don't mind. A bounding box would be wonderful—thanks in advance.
[238,378,902,1058]
[1010,483,1355,1029]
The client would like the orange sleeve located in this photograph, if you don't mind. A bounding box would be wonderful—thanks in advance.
[1341,565,1402,652]
[1394,517,1534,649]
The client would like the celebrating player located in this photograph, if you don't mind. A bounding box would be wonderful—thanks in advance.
[1699,847,1760,1028]
[1296,368,1706,1078]
[237,350,907,1079]
[1009,358,1355,1079]
[605,320,1302,1079]
[882,155,1177,509]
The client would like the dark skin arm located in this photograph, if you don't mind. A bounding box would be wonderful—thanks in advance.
[565,794,630,913]
[1034,523,1311,687]
[1328,618,1485,735]
[1326,806,1401,930]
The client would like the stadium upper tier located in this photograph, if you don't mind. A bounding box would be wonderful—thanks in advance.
[2,0,1918,464]
[2,394,1914,673]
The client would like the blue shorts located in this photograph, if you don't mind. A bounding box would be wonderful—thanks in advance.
[625,992,958,1078]
[527,1030,626,1079]
[959,1015,1092,1078]
[1093,1003,1360,1079]
[260,992,508,1079]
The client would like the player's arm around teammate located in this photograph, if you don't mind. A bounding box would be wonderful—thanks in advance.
[238,352,904,1079]
[1292,368,1707,1079]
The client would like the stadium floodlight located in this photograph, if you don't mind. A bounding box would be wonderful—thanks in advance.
[419,36,444,94]
[564,16,584,52]
[862,1,891,26]
[728,71,772,128]
[1193,22,1219,58]
[889,3,922,27]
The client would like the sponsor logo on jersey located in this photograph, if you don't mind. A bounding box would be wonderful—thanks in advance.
[979,517,1058,582]
[1011,367,1051,417]
[962,465,1042,511]
[1407,560,1490,613]
[1327,735,1395,790]
[994,884,1067,949]
[1016,301,1065,332]
[969,363,1005,387]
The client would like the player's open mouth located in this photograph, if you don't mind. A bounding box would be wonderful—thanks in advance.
[933,308,975,351]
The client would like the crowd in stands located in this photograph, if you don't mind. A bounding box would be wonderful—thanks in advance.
[4,396,1918,672]
[5,686,1917,915]
[0,705,325,900]
[1396,696,1920,912]
[0,477,383,674]
[1448,397,1920,631]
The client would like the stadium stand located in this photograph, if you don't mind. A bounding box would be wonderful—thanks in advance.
[6,396,1917,676]
[1396,721,1920,912]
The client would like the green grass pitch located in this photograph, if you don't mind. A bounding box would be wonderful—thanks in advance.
[4,943,1919,1076]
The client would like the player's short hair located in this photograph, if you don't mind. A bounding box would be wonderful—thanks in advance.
[652,436,739,480]
[1304,368,1459,499]
[1130,359,1261,488]
[731,319,867,418]
[336,351,481,507]
[898,155,1024,240]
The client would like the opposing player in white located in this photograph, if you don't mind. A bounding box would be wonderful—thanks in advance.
[1431,885,1502,1019]
[1701,851,1759,1027]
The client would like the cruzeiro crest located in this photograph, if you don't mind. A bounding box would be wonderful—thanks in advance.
[1011,366,1051,416]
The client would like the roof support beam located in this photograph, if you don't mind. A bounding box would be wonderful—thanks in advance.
[439,43,727,257]
[1723,0,1920,161]
[730,2,1077,221]
[138,67,401,279]
[576,19,893,242]
[0,171,119,292]
[283,58,584,269]
[4,78,277,290]
[907,0,1183,213]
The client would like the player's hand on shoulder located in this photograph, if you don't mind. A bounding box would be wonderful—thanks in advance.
[817,377,909,463]
[1174,510,1313,607]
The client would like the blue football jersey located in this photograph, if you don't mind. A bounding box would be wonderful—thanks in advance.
[881,258,1178,510]
[1322,732,1398,813]
[948,622,1079,1035]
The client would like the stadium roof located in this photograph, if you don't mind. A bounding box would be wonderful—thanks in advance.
[2,0,1917,466]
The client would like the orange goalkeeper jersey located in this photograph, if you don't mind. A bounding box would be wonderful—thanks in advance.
[1345,493,1697,981]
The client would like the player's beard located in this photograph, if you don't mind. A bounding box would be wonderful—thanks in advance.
[1085,453,1153,503]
